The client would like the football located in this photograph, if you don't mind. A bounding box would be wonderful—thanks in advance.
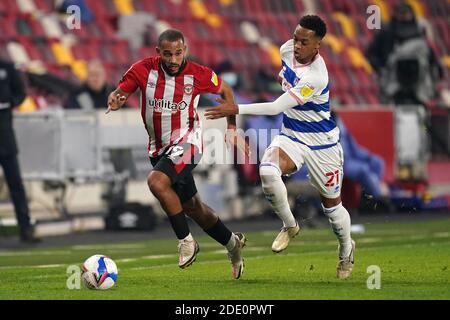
[81,254,118,290]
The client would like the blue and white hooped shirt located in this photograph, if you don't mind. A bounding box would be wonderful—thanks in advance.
[278,39,339,150]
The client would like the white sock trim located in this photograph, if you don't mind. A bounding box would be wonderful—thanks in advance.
[322,202,343,218]
[260,162,282,176]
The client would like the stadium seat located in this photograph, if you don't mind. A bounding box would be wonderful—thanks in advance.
[6,41,30,66]
[114,0,135,16]
[0,0,20,15]
[34,0,53,12]
[17,37,42,61]
[27,16,47,38]
[17,0,37,13]
[3,0,445,115]
[97,17,117,39]
[85,0,116,18]
[0,16,20,40]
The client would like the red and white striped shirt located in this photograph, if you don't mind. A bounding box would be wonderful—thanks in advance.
[118,56,222,158]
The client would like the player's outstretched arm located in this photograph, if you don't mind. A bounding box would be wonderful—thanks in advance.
[216,81,237,127]
[106,88,130,114]
[205,91,298,119]
[216,81,251,157]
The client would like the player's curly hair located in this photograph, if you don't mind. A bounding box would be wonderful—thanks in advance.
[299,15,327,39]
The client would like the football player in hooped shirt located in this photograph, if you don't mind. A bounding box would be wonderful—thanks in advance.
[205,15,355,279]
[107,29,247,279]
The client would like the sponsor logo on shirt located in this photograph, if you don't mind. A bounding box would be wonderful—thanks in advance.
[211,71,218,86]
[150,99,188,112]
[300,84,314,98]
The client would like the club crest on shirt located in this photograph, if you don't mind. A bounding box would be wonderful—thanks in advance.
[300,84,314,98]
[184,84,193,95]
[211,71,218,86]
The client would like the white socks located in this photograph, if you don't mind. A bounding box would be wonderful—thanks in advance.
[259,163,297,228]
[322,202,352,258]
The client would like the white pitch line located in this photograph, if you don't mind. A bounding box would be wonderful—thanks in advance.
[0,264,66,270]
[20,239,450,275]
[71,243,147,250]
[2,236,450,271]
[433,232,450,238]
[34,264,66,269]
[0,250,71,257]
[139,254,177,260]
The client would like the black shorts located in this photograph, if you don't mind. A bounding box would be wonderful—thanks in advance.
[150,143,202,204]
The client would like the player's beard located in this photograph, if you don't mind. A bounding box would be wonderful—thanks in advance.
[162,58,187,76]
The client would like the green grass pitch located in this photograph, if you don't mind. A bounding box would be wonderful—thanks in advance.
[0,217,449,300]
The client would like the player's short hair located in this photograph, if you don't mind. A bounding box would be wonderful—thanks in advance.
[158,29,185,46]
[299,15,327,39]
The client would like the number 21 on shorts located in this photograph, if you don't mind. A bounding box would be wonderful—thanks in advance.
[324,170,340,187]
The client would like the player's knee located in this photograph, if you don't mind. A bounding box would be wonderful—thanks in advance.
[259,163,281,185]
[147,171,171,196]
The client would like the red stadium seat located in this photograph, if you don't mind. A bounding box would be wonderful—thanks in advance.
[27,17,46,37]
[354,68,372,89]
[364,90,380,105]
[7,0,444,114]
[97,17,117,39]
[317,0,333,14]
[0,0,19,15]
[436,18,450,53]
[110,40,131,65]
[84,0,116,19]
[0,16,20,40]
[18,37,44,61]
[34,0,53,12]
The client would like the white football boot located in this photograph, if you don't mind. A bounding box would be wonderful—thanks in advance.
[178,238,199,269]
[271,221,300,253]
[227,232,247,279]
[337,239,355,279]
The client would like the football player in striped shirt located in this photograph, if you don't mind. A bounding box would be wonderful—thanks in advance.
[106,29,247,279]
[205,16,355,279]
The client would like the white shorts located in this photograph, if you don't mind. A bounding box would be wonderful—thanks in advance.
[267,135,344,198]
